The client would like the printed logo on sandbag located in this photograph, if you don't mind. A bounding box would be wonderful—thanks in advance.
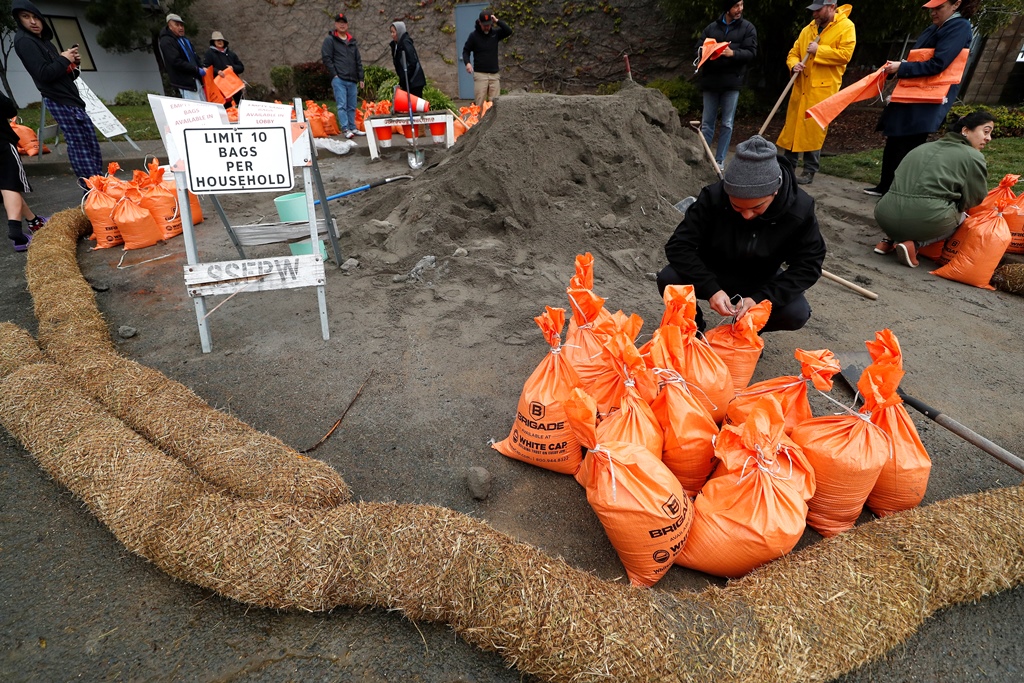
[530,401,545,419]
[515,411,564,431]
[661,495,681,519]
[652,549,671,564]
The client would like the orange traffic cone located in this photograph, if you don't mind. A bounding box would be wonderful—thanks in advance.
[429,121,446,144]
[394,88,430,114]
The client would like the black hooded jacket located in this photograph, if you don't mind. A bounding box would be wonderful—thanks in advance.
[12,0,85,108]
[461,18,512,74]
[159,25,204,92]
[663,160,826,307]
[203,39,244,77]
[391,30,425,95]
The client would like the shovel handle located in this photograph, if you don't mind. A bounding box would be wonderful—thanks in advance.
[820,269,878,300]
[898,390,1024,475]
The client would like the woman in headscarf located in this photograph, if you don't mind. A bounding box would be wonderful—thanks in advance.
[389,21,426,98]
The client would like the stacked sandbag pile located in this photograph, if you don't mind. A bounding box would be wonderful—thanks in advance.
[82,160,203,250]
[304,100,341,138]
[495,253,937,582]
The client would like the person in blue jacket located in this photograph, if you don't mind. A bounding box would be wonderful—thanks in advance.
[864,0,975,196]
[697,0,757,170]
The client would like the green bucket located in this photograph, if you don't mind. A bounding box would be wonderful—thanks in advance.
[274,192,308,222]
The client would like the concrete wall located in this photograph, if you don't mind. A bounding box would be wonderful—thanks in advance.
[5,0,164,105]
[962,16,1024,104]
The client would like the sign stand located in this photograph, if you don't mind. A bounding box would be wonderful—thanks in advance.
[150,95,332,353]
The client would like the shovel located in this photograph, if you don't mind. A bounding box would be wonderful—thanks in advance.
[313,175,412,205]
[838,351,1024,474]
[400,53,424,170]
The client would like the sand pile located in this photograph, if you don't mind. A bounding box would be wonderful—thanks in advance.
[338,84,716,270]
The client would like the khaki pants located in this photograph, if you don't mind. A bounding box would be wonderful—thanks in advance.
[473,72,501,108]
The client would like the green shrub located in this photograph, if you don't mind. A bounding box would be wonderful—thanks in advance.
[374,74,400,102]
[423,83,454,112]
[946,104,1024,138]
[269,65,293,98]
[245,82,273,103]
[597,81,622,95]
[736,87,759,117]
[363,64,395,100]
[114,90,158,106]
[645,78,701,118]
[292,61,332,101]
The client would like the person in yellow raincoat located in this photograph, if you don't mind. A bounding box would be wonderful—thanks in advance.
[776,0,856,185]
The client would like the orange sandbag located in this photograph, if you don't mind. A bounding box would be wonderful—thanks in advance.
[704,300,772,392]
[153,159,203,225]
[650,285,733,423]
[595,332,663,458]
[806,66,887,129]
[82,176,123,248]
[917,241,945,262]
[103,162,131,199]
[890,48,969,104]
[862,331,930,517]
[11,119,49,156]
[214,65,244,99]
[932,208,1011,290]
[726,348,840,434]
[565,388,692,587]
[203,69,225,105]
[139,182,183,240]
[111,189,163,250]
[323,109,341,136]
[305,101,327,138]
[492,307,582,475]
[791,363,893,538]
[1005,201,1024,255]
[647,325,718,497]
[695,37,729,71]
[676,395,812,578]
[969,174,1018,216]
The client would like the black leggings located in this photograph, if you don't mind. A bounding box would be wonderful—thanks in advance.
[877,133,928,193]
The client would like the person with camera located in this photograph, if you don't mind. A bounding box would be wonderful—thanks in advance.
[461,11,512,108]
[12,0,102,185]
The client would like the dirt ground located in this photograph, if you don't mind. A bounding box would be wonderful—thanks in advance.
[3,85,1024,682]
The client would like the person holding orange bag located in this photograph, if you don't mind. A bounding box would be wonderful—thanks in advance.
[872,110,992,267]
[204,31,246,107]
[0,92,46,252]
[657,135,825,334]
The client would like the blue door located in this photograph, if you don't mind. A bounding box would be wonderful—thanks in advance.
[455,3,488,100]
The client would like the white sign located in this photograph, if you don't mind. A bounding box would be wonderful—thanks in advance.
[183,126,293,194]
[183,254,325,297]
[238,100,294,128]
[75,79,127,137]
[148,94,229,169]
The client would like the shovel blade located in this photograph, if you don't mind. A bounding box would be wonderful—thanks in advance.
[407,150,424,169]
[836,351,872,396]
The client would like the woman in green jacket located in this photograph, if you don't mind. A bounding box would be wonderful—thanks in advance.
[872,110,994,267]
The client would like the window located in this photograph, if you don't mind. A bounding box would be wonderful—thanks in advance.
[45,16,95,71]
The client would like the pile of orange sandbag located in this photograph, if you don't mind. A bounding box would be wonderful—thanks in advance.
[356,100,392,133]
[303,101,341,138]
[11,118,49,156]
[492,253,933,584]
[83,160,202,250]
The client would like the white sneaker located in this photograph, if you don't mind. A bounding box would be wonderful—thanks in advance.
[344,130,355,139]
[353,129,366,136]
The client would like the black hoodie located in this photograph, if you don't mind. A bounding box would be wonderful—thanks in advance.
[663,159,826,308]
[12,0,85,108]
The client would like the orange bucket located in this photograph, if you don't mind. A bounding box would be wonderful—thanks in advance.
[375,123,393,148]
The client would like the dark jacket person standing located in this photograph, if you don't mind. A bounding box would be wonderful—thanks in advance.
[698,0,757,169]
[11,0,102,185]
[461,11,512,108]
[159,13,206,100]
[204,31,245,106]
[390,21,426,98]
[657,135,826,333]
[321,13,364,138]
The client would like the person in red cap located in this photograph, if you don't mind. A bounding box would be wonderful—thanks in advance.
[863,0,976,197]
[321,13,365,139]
[461,11,513,108]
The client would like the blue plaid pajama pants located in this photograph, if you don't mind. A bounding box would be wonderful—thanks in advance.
[44,99,103,184]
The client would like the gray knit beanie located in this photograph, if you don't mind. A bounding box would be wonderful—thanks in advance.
[723,135,783,199]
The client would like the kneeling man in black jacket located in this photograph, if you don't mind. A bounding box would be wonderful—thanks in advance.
[657,135,826,333]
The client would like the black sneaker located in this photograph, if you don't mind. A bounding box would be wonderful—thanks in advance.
[863,187,883,197]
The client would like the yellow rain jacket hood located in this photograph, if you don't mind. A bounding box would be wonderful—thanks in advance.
[776,4,856,153]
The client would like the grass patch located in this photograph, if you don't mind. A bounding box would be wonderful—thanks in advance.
[822,137,1024,190]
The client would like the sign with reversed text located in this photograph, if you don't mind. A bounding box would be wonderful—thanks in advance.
[183,126,293,194]
[183,254,325,298]
[75,79,127,137]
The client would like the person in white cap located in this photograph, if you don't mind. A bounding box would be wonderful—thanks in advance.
[775,0,856,186]
[657,135,825,333]
[159,13,206,101]
[864,0,976,197]
[204,31,246,107]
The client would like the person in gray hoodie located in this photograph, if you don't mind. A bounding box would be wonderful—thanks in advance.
[12,0,102,185]
[389,22,426,98]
